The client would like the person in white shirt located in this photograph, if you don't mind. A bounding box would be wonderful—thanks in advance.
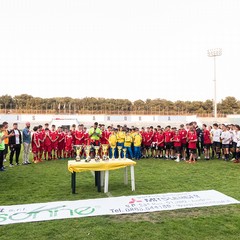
[220,124,232,161]
[211,123,222,159]
[234,125,240,163]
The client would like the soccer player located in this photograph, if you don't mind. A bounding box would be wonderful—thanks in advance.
[108,128,117,159]
[164,126,173,159]
[65,130,73,158]
[31,126,40,163]
[143,127,153,158]
[151,128,158,158]
[211,123,222,159]
[133,128,142,160]
[220,124,232,161]
[172,129,182,162]
[202,124,212,160]
[38,125,45,161]
[50,125,59,160]
[124,129,133,159]
[179,124,187,161]
[116,126,125,158]
[43,128,52,160]
[57,126,65,159]
[233,125,240,163]
[156,128,164,158]
[187,129,198,163]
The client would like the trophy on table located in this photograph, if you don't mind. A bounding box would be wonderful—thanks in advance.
[117,146,123,160]
[74,145,82,162]
[102,144,109,161]
[111,146,115,160]
[122,148,127,160]
[85,145,91,162]
[94,146,101,162]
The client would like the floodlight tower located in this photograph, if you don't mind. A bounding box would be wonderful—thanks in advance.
[207,48,222,118]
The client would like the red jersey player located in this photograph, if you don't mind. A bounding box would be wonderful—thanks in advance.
[187,129,197,163]
[31,126,40,163]
[50,125,59,160]
[172,129,182,162]
[65,130,73,158]
[202,124,212,160]
[179,124,188,161]
[43,128,52,160]
[57,126,65,159]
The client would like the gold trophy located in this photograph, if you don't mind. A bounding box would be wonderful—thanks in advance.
[94,146,100,162]
[117,146,122,160]
[102,144,109,161]
[111,146,115,160]
[85,145,91,162]
[123,148,127,160]
[74,145,82,162]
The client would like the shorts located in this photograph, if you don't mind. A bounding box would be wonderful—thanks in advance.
[44,145,52,153]
[52,142,58,150]
[174,146,181,154]
[203,143,212,149]
[222,144,229,149]
[181,143,187,149]
[144,145,151,150]
[165,142,173,150]
[157,145,164,150]
[189,148,197,154]
[212,142,221,148]
[232,142,237,149]
[65,146,73,152]
[32,146,40,154]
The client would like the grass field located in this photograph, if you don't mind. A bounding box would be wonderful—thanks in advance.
[0,155,240,240]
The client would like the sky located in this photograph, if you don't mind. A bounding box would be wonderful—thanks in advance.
[0,0,240,103]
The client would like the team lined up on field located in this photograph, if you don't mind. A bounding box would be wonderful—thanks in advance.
[29,121,240,163]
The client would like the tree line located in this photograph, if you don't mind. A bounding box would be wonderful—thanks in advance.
[0,94,239,116]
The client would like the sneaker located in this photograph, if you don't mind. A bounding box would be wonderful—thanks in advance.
[15,163,20,166]
[9,164,14,167]
[197,157,201,160]
[175,158,180,163]
[22,162,28,165]
[0,167,5,171]
[27,161,32,164]
[3,159,7,162]
[233,159,239,163]
[230,158,235,162]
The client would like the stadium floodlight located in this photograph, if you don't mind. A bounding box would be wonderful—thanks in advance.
[207,48,222,118]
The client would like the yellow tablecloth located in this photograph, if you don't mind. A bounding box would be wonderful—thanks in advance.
[68,159,136,173]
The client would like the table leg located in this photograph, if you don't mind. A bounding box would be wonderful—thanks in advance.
[71,171,76,194]
[124,167,128,185]
[130,166,135,191]
[101,171,104,187]
[104,170,109,193]
[95,171,101,192]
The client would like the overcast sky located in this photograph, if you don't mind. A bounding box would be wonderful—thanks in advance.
[0,0,239,102]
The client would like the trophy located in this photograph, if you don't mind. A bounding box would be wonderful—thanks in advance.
[94,146,100,162]
[117,146,123,160]
[85,145,91,162]
[74,145,82,162]
[111,146,115,160]
[123,148,127,160]
[102,144,109,161]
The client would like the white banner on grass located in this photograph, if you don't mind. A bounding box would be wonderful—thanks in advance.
[0,190,239,225]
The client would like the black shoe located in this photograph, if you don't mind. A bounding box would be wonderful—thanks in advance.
[0,167,5,171]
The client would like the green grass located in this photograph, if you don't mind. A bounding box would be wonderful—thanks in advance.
[0,156,240,240]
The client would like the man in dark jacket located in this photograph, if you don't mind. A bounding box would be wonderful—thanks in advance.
[9,123,22,167]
